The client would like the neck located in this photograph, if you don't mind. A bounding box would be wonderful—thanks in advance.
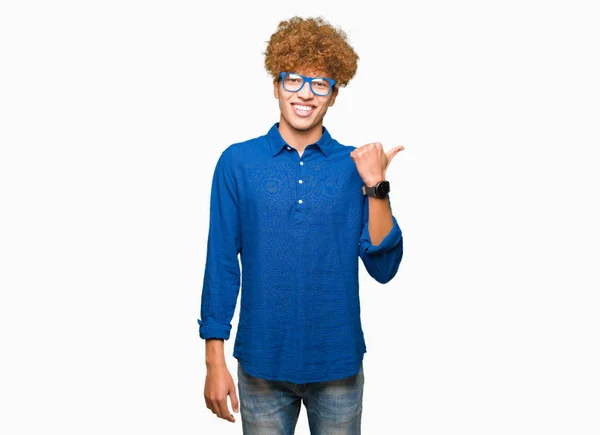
[277,118,323,151]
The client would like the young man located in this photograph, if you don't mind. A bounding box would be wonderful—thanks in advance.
[198,16,404,434]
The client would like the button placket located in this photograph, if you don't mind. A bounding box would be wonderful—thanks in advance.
[297,158,305,210]
[294,157,305,224]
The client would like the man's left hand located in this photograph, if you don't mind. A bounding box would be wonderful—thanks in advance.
[350,142,404,186]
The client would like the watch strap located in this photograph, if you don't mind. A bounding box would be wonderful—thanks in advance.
[362,185,376,196]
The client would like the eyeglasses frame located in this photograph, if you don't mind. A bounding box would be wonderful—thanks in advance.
[279,72,337,96]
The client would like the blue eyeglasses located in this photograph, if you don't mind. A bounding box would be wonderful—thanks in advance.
[279,72,336,96]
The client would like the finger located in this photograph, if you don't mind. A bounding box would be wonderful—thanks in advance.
[386,145,405,158]
[356,142,374,151]
[385,145,405,166]
[217,398,235,422]
[207,398,218,415]
[231,385,240,413]
[212,398,224,418]
[205,393,217,414]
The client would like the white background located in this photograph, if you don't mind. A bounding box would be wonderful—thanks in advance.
[1,0,599,434]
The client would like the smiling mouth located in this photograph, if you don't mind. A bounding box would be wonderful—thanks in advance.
[292,103,316,116]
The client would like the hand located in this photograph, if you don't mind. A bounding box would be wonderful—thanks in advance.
[204,364,239,423]
[349,142,404,186]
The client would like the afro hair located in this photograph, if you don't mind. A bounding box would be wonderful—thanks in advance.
[264,16,359,87]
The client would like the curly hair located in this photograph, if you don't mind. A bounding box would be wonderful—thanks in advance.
[264,16,359,87]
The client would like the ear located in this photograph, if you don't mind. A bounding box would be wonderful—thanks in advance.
[328,87,339,107]
[274,79,280,99]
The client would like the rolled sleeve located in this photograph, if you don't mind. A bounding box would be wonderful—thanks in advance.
[198,319,232,340]
[359,194,404,284]
[198,147,241,340]
[360,214,403,254]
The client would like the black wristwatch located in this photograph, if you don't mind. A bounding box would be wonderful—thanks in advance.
[362,180,390,199]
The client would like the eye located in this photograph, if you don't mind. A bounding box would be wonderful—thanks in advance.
[287,74,303,83]
[312,79,330,90]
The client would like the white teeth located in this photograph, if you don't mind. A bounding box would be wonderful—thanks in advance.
[294,104,313,111]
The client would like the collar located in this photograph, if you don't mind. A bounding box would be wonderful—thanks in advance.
[267,122,333,158]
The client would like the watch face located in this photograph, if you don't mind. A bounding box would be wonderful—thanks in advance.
[376,181,390,197]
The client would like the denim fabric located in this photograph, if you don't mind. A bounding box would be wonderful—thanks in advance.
[237,360,364,435]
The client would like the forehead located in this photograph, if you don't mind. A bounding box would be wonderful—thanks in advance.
[293,68,331,78]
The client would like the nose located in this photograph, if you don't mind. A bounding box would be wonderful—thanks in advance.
[297,81,315,99]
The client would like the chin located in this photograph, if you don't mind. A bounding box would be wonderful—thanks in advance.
[286,115,322,131]
[290,121,315,131]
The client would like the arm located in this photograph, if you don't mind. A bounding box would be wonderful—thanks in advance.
[367,195,394,246]
[204,339,239,422]
[350,142,404,284]
[198,148,241,422]
[359,193,403,284]
[198,147,241,340]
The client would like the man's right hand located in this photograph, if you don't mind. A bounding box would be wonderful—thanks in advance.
[204,364,239,423]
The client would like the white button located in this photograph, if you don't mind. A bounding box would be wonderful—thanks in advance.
[287,146,291,150]
[298,180,303,184]
[300,161,304,165]
[298,199,303,204]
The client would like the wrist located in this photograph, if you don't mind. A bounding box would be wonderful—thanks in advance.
[205,354,227,367]
[363,175,386,186]
[205,338,226,367]
[206,360,227,369]
[362,179,390,199]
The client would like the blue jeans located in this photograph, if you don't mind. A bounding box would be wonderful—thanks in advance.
[237,361,364,435]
